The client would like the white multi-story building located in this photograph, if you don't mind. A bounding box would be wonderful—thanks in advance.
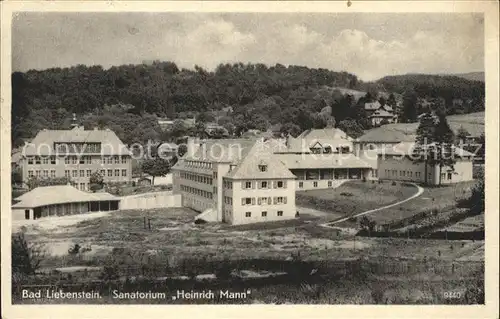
[172,138,297,225]
[21,125,132,191]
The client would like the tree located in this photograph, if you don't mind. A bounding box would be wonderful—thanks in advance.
[178,144,188,157]
[412,112,437,185]
[12,232,46,276]
[402,90,418,123]
[359,216,376,236]
[337,119,364,138]
[141,157,172,185]
[434,114,456,185]
[89,171,104,192]
[11,167,23,186]
[387,93,397,108]
[468,172,484,214]
[280,123,302,137]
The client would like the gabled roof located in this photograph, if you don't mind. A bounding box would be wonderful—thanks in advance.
[297,128,351,140]
[12,185,117,209]
[370,109,395,118]
[23,127,131,156]
[275,153,372,169]
[225,141,296,180]
[182,139,257,164]
[365,101,382,110]
[357,126,416,143]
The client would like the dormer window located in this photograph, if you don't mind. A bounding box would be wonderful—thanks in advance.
[258,164,267,172]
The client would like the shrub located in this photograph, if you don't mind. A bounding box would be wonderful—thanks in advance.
[340,192,353,197]
[391,181,397,186]
[68,243,81,255]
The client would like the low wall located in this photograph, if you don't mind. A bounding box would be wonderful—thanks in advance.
[120,191,181,210]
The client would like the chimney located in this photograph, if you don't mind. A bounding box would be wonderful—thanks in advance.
[70,113,79,130]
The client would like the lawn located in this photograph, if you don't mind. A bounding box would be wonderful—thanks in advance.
[296,181,418,218]
[370,181,477,225]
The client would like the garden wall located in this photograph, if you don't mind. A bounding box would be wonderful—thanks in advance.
[120,192,181,210]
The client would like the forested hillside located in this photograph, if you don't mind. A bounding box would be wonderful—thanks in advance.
[11,62,485,147]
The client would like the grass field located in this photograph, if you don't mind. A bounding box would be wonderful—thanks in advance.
[297,181,417,219]
[370,181,477,225]
[12,206,484,305]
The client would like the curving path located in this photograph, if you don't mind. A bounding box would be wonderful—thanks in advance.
[320,182,425,228]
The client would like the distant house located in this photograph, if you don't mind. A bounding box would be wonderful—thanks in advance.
[364,101,398,126]
[157,142,179,160]
[158,118,175,131]
[137,177,152,186]
[205,122,229,137]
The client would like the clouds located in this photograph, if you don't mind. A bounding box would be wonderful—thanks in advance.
[12,13,484,81]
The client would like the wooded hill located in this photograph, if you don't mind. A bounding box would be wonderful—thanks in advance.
[11,62,485,147]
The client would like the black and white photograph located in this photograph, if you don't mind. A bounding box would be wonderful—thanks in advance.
[1,1,498,317]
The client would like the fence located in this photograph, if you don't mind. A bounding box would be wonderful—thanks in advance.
[120,192,181,210]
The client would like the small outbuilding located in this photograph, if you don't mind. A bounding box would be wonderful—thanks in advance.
[11,184,120,220]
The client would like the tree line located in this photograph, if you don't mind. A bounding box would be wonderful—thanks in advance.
[12,62,485,147]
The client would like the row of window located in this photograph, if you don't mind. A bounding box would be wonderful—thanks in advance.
[298,181,335,188]
[245,211,284,217]
[185,160,213,169]
[385,170,423,178]
[241,196,287,206]
[27,170,56,178]
[241,180,287,190]
[180,172,213,185]
[224,196,233,205]
[27,156,128,165]
[59,169,127,178]
[180,185,214,199]
[223,180,233,189]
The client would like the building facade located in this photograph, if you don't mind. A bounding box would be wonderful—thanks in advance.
[21,126,132,192]
[172,138,297,225]
[377,142,474,185]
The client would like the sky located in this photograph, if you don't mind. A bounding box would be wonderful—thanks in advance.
[12,12,484,81]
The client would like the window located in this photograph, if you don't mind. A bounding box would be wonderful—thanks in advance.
[441,173,446,180]
[274,197,286,204]
[245,212,251,218]
[87,170,92,177]
[65,157,70,164]
[114,156,120,164]
[108,169,113,177]
[51,157,56,164]
[100,169,105,176]
[244,181,252,189]
[36,170,41,177]
[50,170,56,178]
[43,170,48,177]
[121,156,127,164]
[115,169,120,176]
[80,183,85,190]
[42,157,49,164]
[122,169,127,177]
[35,157,41,164]
[313,181,318,187]
[328,181,332,187]
[79,157,85,164]
[242,198,254,206]
[72,170,77,177]
[80,170,84,177]
[299,182,303,188]
[260,181,268,189]
[72,157,77,164]
[28,157,34,165]
[277,181,284,188]
[277,211,283,217]
[28,170,34,178]
[262,211,267,217]
[65,170,70,177]
[258,164,267,172]
[447,172,452,180]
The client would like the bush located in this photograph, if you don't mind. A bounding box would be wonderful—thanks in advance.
[391,181,397,186]
[340,192,353,197]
